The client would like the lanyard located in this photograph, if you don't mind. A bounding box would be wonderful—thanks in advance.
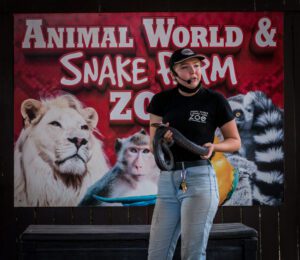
[180,162,188,192]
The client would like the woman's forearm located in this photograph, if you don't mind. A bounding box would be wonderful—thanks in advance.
[213,137,241,153]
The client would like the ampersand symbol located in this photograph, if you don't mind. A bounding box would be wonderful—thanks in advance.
[255,17,277,48]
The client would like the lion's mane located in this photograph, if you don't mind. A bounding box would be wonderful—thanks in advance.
[14,94,109,206]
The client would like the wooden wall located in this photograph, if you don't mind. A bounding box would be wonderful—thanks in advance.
[0,1,299,259]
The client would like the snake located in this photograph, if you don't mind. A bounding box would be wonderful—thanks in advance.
[151,123,209,171]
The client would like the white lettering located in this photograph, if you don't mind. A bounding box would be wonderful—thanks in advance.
[110,91,132,121]
[66,28,75,48]
[190,27,208,47]
[83,57,99,84]
[98,56,116,86]
[101,27,118,48]
[210,55,237,85]
[134,91,154,121]
[116,56,131,88]
[142,18,243,51]
[77,27,100,48]
[47,28,64,48]
[156,51,172,85]
[173,26,190,47]
[224,26,243,47]
[118,27,134,47]
[132,59,148,85]
[142,18,175,47]
[59,52,83,86]
[209,26,224,47]
[22,19,46,48]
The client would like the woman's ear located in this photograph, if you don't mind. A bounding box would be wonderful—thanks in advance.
[170,69,177,82]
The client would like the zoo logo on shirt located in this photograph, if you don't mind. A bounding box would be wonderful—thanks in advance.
[189,110,208,123]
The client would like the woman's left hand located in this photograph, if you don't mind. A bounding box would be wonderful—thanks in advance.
[200,143,214,159]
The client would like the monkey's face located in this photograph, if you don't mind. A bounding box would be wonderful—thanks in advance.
[124,144,155,177]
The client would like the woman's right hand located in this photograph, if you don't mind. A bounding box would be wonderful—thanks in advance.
[163,122,173,143]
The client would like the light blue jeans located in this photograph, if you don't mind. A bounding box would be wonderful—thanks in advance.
[148,163,219,260]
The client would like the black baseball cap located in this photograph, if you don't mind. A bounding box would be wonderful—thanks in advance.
[169,48,205,70]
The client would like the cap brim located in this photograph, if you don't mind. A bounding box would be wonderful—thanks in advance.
[173,54,205,64]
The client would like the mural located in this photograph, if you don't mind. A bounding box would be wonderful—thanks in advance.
[14,13,283,206]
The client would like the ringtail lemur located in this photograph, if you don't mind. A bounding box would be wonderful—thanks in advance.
[228,91,284,205]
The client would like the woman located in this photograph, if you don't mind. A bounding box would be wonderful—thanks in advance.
[147,48,241,260]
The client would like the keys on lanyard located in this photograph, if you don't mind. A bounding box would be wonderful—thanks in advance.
[179,162,188,193]
[180,179,188,193]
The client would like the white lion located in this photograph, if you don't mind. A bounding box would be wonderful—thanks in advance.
[14,94,109,206]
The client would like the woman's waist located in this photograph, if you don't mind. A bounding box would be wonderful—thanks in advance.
[173,159,210,170]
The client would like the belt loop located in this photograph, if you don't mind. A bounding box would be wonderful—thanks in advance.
[181,161,185,171]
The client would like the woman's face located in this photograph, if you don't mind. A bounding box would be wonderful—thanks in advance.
[173,58,202,88]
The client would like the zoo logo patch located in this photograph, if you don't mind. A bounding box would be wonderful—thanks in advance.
[189,110,208,123]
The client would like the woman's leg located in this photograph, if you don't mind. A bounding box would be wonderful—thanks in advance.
[148,172,181,260]
[180,166,219,260]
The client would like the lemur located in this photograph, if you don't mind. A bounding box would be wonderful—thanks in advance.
[228,91,284,205]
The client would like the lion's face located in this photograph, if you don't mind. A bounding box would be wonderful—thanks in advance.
[21,95,99,177]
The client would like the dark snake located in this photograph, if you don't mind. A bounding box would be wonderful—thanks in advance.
[151,123,209,171]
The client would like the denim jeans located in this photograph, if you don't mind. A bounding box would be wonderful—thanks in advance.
[148,163,219,260]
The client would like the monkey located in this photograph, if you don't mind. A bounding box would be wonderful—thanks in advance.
[78,129,160,206]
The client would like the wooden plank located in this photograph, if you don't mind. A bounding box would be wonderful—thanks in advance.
[261,207,279,260]
[147,205,155,224]
[170,0,254,11]
[0,161,15,260]
[72,207,92,224]
[3,0,99,13]
[255,0,285,10]
[92,207,112,225]
[20,223,257,239]
[125,0,171,12]
[18,223,257,260]
[110,207,130,224]
[4,0,296,13]
[293,12,300,260]
[279,12,298,260]
[15,208,36,260]
[90,0,167,12]
[129,207,148,224]
[222,206,242,223]
[34,208,54,224]
[52,208,73,225]
[285,0,300,10]
[241,207,259,231]
[15,209,36,236]
[34,208,72,225]
[213,207,223,223]
[0,12,15,260]
[241,206,260,260]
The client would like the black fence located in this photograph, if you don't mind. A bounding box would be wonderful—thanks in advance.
[1,1,299,260]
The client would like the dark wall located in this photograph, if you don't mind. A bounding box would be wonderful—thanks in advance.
[0,1,299,259]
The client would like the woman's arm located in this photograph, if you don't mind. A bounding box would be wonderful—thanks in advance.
[215,119,241,152]
[201,119,241,159]
[149,113,163,153]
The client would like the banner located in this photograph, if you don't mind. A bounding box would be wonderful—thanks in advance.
[14,12,284,207]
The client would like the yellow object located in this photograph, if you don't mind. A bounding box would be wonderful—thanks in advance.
[211,137,235,205]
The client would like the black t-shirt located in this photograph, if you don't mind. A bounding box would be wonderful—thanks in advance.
[147,86,235,162]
